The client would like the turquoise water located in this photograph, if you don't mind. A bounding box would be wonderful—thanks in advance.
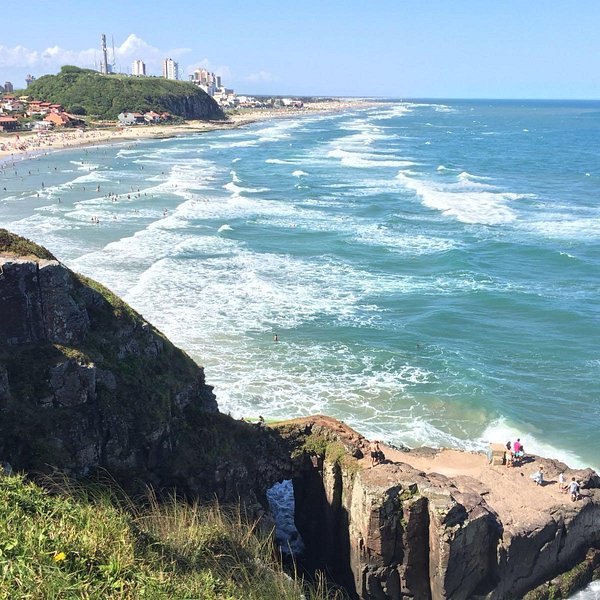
[2,100,599,470]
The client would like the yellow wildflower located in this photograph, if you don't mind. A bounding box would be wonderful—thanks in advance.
[54,552,66,562]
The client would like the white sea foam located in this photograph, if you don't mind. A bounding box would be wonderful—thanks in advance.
[327,148,416,169]
[223,181,270,196]
[217,224,233,233]
[396,171,520,225]
[522,215,600,240]
[265,158,297,164]
[292,170,308,177]
[568,581,600,600]
[266,480,304,555]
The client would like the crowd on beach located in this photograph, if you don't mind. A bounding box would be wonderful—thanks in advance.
[504,438,581,501]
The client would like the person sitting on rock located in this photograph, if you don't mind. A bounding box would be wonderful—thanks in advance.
[568,478,580,502]
[531,466,544,486]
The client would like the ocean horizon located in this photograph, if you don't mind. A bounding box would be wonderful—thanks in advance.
[1,99,599,476]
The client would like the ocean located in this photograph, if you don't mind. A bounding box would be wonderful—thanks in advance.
[1,99,599,470]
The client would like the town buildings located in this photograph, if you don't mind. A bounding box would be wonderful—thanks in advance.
[162,58,179,81]
[131,60,146,77]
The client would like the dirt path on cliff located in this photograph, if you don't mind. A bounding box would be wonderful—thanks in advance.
[370,445,585,530]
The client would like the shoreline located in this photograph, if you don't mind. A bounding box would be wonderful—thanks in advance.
[0,99,382,164]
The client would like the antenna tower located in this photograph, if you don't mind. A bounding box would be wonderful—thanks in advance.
[100,34,109,74]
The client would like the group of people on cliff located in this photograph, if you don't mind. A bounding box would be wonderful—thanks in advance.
[505,440,581,500]
[504,438,525,467]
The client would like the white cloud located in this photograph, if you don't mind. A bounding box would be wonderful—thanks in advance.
[245,70,275,83]
[0,44,96,69]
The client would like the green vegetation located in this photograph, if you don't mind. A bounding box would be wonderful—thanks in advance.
[25,66,223,120]
[0,474,341,599]
[0,228,56,260]
[523,551,600,600]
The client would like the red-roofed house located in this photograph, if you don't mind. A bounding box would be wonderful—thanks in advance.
[0,116,19,131]
[44,112,75,127]
[144,111,161,123]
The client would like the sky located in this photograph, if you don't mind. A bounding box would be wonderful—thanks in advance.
[1,0,600,99]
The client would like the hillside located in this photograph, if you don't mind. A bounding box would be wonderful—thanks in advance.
[24,66,224,120]
[0,229,289,503]
[0,473,339,599]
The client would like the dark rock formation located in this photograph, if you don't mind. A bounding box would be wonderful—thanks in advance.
[0,231,288,504]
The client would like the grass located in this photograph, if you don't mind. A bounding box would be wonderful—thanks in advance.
[0,228,56,260]
[0,473,344,599]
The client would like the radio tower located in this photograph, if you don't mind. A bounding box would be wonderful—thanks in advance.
[100,34,110,74]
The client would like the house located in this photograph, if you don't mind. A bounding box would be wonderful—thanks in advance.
[0,116,19,132]
[118,112,146,125]
[49,104,64,114]
[144,111,161,124]
[43,112,82,127]
[33,120,54,131]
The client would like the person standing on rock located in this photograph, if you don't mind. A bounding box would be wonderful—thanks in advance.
[558,472,567,493]
[370,440,381,467]
[505,442,514,468]
[568,478,580,502]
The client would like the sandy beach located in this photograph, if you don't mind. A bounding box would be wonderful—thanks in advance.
[0,99,379,162]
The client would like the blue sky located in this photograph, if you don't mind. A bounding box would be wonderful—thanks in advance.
[2,0,600,98]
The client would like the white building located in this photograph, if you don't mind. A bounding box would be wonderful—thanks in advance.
[132,60,146,77]
[162,58,179,80]
[190,68,217,96]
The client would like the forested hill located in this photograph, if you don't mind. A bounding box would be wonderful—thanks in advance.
[25,66,224,120]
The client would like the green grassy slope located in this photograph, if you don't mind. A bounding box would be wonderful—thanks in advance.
[25,66,224,120]
[0,474,340,599]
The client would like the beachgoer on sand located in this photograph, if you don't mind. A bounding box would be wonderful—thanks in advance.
[569,478,580,502]
[531,466,544,486]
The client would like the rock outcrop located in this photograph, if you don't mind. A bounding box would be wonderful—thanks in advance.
[278,417,600,600]
[0,230,289,504]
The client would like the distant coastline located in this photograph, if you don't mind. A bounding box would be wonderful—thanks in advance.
[0,98,381,163]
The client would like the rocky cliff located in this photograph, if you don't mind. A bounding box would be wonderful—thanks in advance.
[0,229,287,503]
[277,416,600,600]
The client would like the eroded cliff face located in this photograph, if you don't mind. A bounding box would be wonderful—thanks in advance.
[279,417,600,600]
[0,234,290,503]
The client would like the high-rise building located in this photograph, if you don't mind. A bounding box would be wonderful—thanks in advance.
[25,74,36,88]
[132,60,146,77]
[4,82,14,93]
[191,68,218,96]
[162,58,179,80]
